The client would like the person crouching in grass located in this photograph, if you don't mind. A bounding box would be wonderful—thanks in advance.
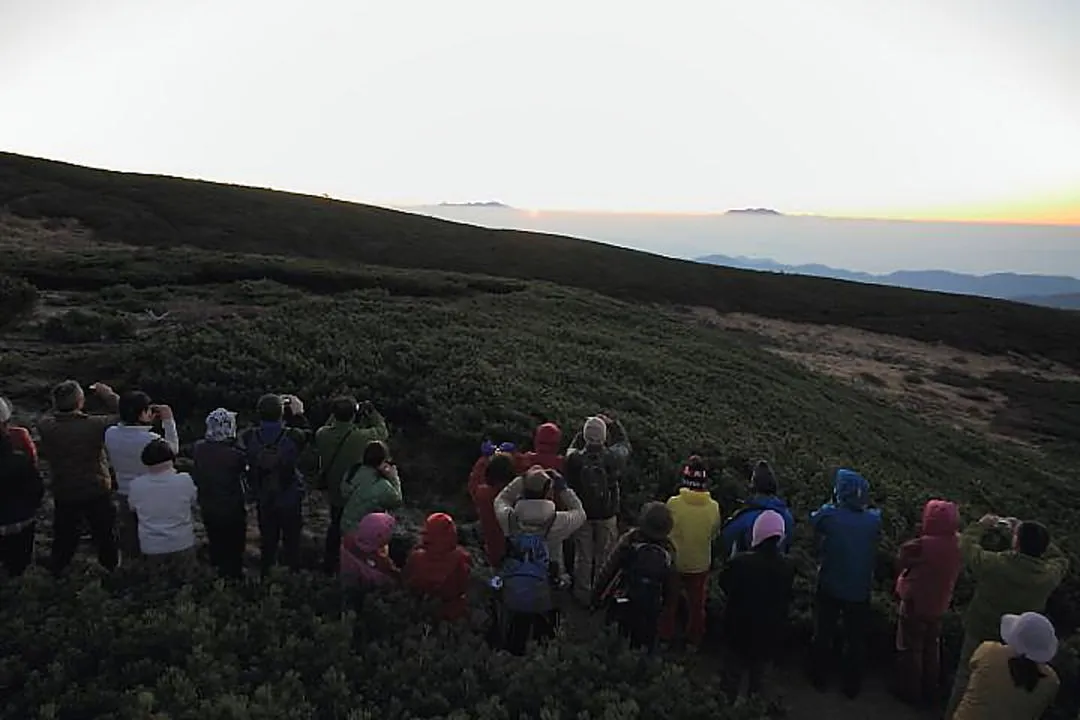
[127,439,198,570]
[405,512,472,622]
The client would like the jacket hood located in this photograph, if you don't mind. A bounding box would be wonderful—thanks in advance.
[678,487,712,505]
[353,512,396,553]
[421,513,459,555]
[922,499,959,537]
[834,469,870,510]
[533,423,562,455]
[513,498,556,531]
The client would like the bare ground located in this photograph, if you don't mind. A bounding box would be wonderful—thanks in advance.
[688,308,1080,446]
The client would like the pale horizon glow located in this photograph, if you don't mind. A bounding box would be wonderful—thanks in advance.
[1,0,1079,223]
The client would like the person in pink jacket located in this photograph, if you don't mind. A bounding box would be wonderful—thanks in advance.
[341,512,400,612]
[893,499,962,705]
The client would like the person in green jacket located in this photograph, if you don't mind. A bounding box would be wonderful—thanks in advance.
[945,514,1069,717]
[339,440,402,537]
[315,397,390,574]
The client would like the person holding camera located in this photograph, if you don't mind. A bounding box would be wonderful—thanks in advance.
[944,513,1069,717]
[104,391,180,560]
[315,396,389,575]
[339,440,403,539]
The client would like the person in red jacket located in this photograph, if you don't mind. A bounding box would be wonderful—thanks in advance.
[405,513,472,621]
[469,452,517,567]
[893,499,962,705]
[0,397,37,465]
[515,423,564,474]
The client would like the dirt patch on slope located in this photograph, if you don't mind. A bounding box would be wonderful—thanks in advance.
[690,309,1080,445]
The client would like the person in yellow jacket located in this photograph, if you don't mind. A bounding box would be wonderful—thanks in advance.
[658,455,721,649]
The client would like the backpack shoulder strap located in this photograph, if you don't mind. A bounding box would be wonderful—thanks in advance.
[321,427,355,476]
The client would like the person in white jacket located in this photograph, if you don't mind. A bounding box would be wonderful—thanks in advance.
[128,439,197,566]
[104,391,179,559]
[494,466,587,570]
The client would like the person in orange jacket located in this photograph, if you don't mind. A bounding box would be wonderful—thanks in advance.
[405,513,473,621]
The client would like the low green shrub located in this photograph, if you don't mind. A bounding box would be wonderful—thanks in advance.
[41,308,136,343]
[0,565,772,720]
[0,273,38,327]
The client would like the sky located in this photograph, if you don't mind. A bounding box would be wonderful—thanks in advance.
[1,0,1079,224]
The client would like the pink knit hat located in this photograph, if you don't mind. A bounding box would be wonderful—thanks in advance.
[751,510,786,548]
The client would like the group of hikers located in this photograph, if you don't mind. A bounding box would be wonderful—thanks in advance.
[0,381,1072,719]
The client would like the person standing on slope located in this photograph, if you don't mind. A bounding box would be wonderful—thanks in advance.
[0,396,36,462]
[719,461,795,559]
[892,499,962,706]
[0,396,44,577]
[516,422,564,474]
[719,510,796,699]
[944,515,1069,717]
[37,380,121,575]
[315,396,389,575]
[658,456,720,651]
[127,439,198,569]
[241,394,309,575]
[404,512,472,622]
[493,466,586,654]
[192,408,249,579]
[952,612,1061,720]
[808,468,882,699]
[592,501,677,654]
[470,450,518,567]
[565,414,630,606]
[339,440,403,534]
[104,391,180,560]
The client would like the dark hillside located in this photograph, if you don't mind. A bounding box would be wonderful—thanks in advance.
[4,152,1080,368]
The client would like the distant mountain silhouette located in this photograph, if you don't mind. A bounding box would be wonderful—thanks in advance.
[1011,293,1080,311]
[437,201,510,208]
[696,254,1080,304]
[725,208,783,216]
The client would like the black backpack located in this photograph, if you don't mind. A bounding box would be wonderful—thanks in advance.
[248,429,292,497]
[576,448,619,518]
[623,541,672,614]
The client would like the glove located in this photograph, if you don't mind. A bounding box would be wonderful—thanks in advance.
[549,469,567,493]
[480,440,496,457]
[498,442,517,454]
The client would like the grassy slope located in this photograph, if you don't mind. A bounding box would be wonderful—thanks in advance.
[4,151,1080,369]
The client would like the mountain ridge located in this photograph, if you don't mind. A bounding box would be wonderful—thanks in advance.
[696,253,1080,305]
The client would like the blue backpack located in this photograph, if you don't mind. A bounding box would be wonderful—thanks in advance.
[500,516,557,614]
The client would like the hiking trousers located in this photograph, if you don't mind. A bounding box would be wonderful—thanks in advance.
[894,613,943,704]
[0,522,35,577]
[322,504,344,575]
[204,511,248,579]
[51,495,119,574]
[809,589,870,695]
[116,494,141,561]
[505,610,558,656]
[573,517,618,603]
[257,501,302,575]
[658,571,709,647]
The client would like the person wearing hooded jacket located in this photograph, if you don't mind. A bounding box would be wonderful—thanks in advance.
[720,510,796,699]
[0,397,43,577]
[339,440,403,534]
[659,456,720,649]
[192,408,249,579]
[720,461,795,558]
[494,466,586,653]
[404,513,472,622]
[892,499,962,705]
[944,514,1069,718]
[515,423,564,474]
[592,501,677,653]
[341,511,400,611]
[808,468,882,698]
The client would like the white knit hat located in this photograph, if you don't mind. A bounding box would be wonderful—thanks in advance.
[0,396,12,423]
[582,416,607,445]
[1001,612,1058,664]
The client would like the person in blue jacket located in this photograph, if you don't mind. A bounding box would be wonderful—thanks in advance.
[807,468,882,699]
[719,461,795,559]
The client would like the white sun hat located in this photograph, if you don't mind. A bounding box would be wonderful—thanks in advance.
[1000,612,1058,664]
